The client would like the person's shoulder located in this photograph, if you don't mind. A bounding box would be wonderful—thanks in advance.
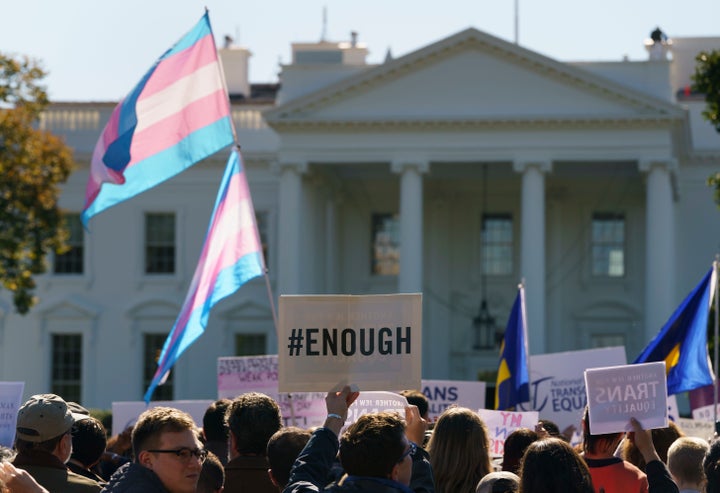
[66,469,104,491]
[619,460,649,485]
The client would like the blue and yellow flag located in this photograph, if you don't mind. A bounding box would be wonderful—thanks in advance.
[634,267,716,395]
[495,285,530,410]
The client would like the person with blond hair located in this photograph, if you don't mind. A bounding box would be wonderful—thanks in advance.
[667,436,708,493]
[427,406,492,493]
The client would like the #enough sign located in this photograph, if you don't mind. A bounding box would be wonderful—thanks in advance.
[278,294,422,392]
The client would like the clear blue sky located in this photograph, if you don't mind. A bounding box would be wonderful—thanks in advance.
[3,0,719,102]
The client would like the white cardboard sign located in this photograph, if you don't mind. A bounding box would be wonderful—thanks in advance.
[521,346,627,432]
[0,381,24,447]
[476,408,539,457]
[675,417,715,440]
[278,294,422,392]
[111,400,212,436]
[584,362,667,434]
[421,379,486,421]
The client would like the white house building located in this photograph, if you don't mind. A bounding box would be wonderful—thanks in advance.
[1,27,719,410]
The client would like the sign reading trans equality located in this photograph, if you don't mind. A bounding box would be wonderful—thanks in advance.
[278,294,422,392]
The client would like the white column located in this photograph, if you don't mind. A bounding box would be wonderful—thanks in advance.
[513,160,551,355]
[325,194,340,293]
[276,161,308,296]
[391,159,429,293]
[639,159,676,342]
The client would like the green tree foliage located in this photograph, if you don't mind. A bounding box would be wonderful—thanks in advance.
[691,50,720,207]
[0,53,75,313]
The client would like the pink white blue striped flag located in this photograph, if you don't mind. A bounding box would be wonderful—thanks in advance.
[82,12,233,226]
[144,149,264,402]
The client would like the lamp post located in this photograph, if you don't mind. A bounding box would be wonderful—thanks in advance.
[473,299,497,350]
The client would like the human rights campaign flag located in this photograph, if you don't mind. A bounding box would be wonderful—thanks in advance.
[634,267,717,395]
[144,149,264,402]
[495,285,530,410]
[82,12,233,226]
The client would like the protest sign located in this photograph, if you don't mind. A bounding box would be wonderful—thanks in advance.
[691,403,720,422]
[521,346,627,432]
[218,355,278,396]
[584,362,667,434]
[347,391,408,425]
[111,400,212,436]
[675,417,715,440]
[0,381,24,447]
[218,355,328,428]
[421,379,486,420]
[278,294,422,392]
[476,408,539,457]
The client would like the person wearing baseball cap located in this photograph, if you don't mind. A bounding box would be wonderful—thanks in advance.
[12,394,102,493]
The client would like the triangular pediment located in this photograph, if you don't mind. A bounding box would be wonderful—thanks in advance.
[266,28,683,128]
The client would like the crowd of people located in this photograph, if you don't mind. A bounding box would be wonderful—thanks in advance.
[1,390,720,493]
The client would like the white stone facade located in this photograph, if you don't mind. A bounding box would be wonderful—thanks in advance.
[1,28,719,409]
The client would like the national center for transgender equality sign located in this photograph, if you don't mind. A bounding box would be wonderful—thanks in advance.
[278,294,423,393]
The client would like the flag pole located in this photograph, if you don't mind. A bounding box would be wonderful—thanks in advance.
[214,19,280,339]
[519,278,533,410]
[714,258,719,435]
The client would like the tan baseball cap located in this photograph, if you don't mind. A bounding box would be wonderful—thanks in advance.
[15,394,88,443]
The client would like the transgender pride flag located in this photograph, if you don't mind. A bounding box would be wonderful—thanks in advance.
[82,12,233,226]
[145,149,264,402]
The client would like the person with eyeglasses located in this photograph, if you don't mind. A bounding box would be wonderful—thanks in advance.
[102,407,206,493]
[284,385,435,493]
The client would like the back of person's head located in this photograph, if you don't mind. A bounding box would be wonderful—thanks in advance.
[131,406,197,461]
[477,471,520,493]
[267,426,312,489]
[226,392,282,455]
[666,436,708,487]
[519,438,594,493]
[427,406,492,493]
[537,420,565,441]
[202,399,231,442]
[197,451,224,493]
[622,420,684,470]
[581,406,622,455]
[70,416,107,468]
[705,438,720,493]
[399,390,429,420]
[502,428,539,474]
[14,394,84,458]
[339,412,406,478]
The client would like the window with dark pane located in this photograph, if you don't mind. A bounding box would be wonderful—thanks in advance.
[481,213,513,276]
[53,213,84,274]
[371,213,400,276]
[143,333,173,400]
[235,334,267,356]
[145,213,176,274]
[591,212,625,277]
[51,334,82,403]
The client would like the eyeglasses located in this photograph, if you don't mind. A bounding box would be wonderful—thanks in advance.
[398,442,416,463]
[147,447,208,463]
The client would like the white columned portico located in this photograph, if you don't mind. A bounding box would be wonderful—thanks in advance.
[639,159,676,342]
[391,159,429,294]
[276,161,308,296]
[513,160,551,355]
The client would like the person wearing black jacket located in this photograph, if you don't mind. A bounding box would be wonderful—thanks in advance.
[283,386,434,493]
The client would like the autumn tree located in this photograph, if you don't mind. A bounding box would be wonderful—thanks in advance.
[691,50,720,206]
[0,53,75,313]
